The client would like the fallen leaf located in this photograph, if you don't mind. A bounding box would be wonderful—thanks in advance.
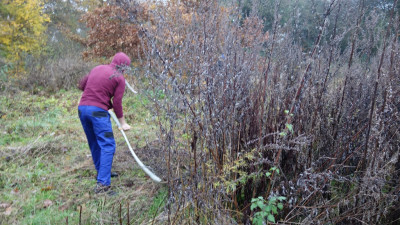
[41,186,54,192]
[0,203,11,209]
[11,188,19,194]
[59,203,69,211]
[3,207,13,215]
[58,199,75,211]
[43,199,53,208]
[59,204,67,211]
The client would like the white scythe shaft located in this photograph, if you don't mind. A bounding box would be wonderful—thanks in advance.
[108,81,161,182]
[125,80,137,93]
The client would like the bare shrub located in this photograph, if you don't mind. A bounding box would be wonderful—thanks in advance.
[127,0,400,224]
[22,53,93,92]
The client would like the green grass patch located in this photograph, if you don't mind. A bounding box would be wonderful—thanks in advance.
[147,187,168,219]
[0,89,164,224]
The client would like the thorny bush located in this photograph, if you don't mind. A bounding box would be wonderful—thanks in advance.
[126,0,400,224]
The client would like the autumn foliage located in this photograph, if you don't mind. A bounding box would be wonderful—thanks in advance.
[0,0,50,62]
[81,3,148,59]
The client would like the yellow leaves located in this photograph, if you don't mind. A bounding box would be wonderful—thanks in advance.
[149,4,157,11]
[181,12,192,24]
[212,148,260,194]
[0,0,50,62]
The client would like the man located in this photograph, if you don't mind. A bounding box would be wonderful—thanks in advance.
[78,52,131,195]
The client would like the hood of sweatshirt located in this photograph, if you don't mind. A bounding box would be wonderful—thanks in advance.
[110,52,131,68]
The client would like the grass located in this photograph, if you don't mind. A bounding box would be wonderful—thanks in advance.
[0,89,166,224]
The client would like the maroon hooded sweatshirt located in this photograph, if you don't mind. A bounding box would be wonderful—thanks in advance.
[78,52,131,118]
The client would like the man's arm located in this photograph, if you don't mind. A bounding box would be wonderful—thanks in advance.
[78,74,89,91]
[113,78,131,131]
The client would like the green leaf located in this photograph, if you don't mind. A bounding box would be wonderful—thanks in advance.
[261,211,268,218]
[253,212,264,225]
[277,196,287,201]
[267,214,276,223]
[277,203,283,210]
[272,205,278,214]
[251,203,257,211]
[266,172,271,177]
[254,212,261,217]
[254,217,263,225]
[286,123,293,133]
[279,132,287,137]
[257,201,266,209]
[284,110,289,114]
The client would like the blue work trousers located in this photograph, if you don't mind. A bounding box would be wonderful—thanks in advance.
[78,105,116,186]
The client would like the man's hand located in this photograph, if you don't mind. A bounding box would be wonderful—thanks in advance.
[121,123,131,131]
[118,116,131,131]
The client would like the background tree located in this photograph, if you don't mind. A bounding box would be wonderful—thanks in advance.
[8,0,97,91]
[0,0,50,65]
[81,1,148,59]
